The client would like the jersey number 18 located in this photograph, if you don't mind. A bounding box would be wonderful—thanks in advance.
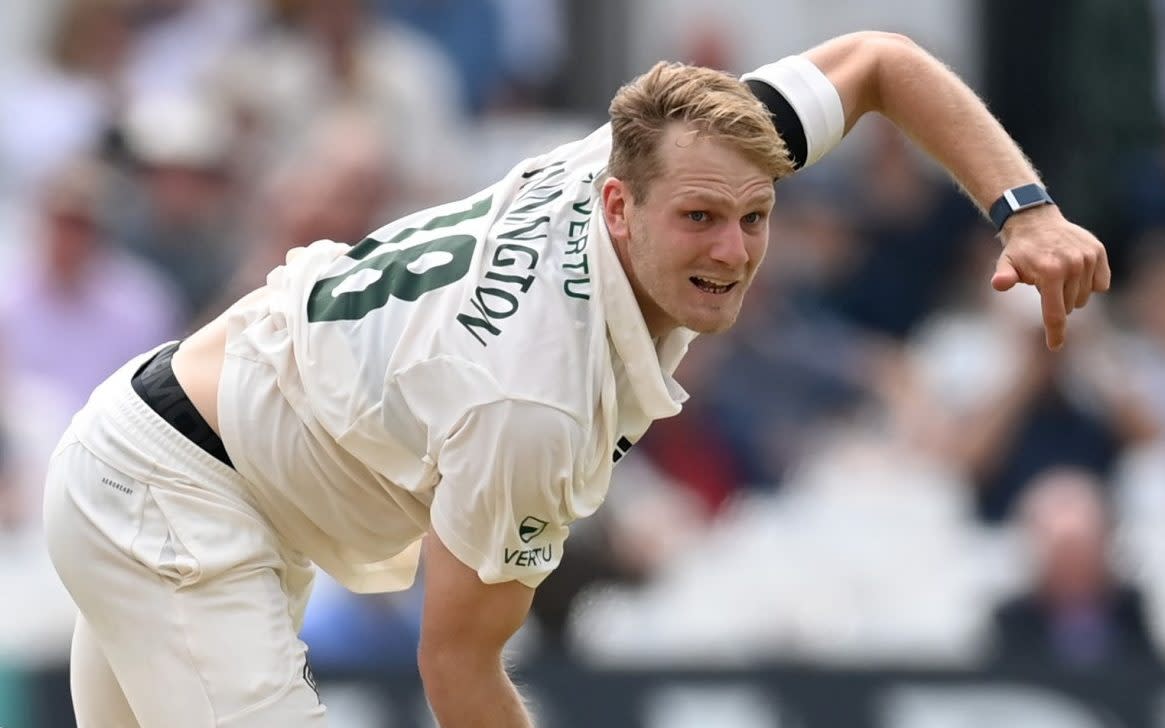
[306,196,491,322]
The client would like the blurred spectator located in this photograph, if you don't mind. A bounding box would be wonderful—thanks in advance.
[211,0,466,210]
[384,0,504,114]
[0,428,19,533]
[637,341,748,513]
[1101,232,1165,442]
[202,107,395,319]
[906,240,1127,522]
[0,0,57,75]
[114,92,242,319]
[490,0,568,107]
[569,429,995,667]
[990,467,1159,669]
[531,473,698,655]
[122,0,263,104]
[819,118,981,339]
[0,0,134,200]
[0,155,182,413]
[982,0,1162,282]
[381,0,569,112]
[681,16,736,71]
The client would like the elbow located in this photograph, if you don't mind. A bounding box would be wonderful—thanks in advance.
[418,647,461,718]
[850,30,920,54]
[870,30,918,47]
[417,640,452,687]
[850,31,926,114]
[860,31,925,76]
[418,643,459,706]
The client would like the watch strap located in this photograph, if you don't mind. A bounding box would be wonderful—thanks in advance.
[989,183,1055,231]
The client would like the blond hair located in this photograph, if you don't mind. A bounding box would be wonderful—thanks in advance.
[608,61,793,202]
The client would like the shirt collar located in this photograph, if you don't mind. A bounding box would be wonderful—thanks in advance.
[593,207,695,419]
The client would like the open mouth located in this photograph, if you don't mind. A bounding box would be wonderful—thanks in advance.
[690,276,737,294]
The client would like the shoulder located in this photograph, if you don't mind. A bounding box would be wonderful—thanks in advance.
[455,398,584,445]
[394,353,591,442]
[740,56,845,171]
[438,397,586,474]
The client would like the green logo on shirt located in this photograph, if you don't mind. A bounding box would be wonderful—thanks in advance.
[519,516,548,543]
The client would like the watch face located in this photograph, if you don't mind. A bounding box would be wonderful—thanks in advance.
[1011,184,1048,208]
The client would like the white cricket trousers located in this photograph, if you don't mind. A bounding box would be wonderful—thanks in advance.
[42,349,327,727]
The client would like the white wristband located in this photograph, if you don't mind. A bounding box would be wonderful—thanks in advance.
[741,56,845,168]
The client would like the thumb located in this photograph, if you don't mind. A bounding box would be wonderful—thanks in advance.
[992,255,1020,292]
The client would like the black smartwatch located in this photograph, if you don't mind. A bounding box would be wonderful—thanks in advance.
[988,183,1055,232]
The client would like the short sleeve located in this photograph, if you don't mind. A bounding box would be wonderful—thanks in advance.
[429,399,581,589]
[741,55,845,169]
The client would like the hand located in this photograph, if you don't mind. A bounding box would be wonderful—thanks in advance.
[990,205,1111,351]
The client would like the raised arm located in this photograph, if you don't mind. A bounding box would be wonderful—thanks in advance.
[785,31,1111,350]
[419,533,535,727]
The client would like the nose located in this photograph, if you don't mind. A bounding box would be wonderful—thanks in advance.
[708,224,750,269]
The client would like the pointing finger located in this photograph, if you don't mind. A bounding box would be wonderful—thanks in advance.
[1040,281,1068,351]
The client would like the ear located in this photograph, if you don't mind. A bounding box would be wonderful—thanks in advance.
[602,177,631,244]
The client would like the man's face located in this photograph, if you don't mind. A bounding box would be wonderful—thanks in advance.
[604,123,774,336]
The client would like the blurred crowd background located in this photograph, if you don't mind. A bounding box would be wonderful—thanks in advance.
[3,0,1165,725]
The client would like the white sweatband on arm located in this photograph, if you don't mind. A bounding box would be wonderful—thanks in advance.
[741,55,845,168]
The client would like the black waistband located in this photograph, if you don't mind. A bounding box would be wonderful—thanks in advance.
[130,342,234,470]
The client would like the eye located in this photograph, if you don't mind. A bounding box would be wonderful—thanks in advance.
[686,211,709,223]
[742,211,765,225]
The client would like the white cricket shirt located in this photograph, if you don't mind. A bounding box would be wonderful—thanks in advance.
[215,56,844,593]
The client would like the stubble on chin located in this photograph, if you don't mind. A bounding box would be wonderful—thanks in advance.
[677,298,744,334]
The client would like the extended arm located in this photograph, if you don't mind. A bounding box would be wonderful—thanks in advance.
[419,396,582,726]
[419,532,535,727]
[799,32,1111,349]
